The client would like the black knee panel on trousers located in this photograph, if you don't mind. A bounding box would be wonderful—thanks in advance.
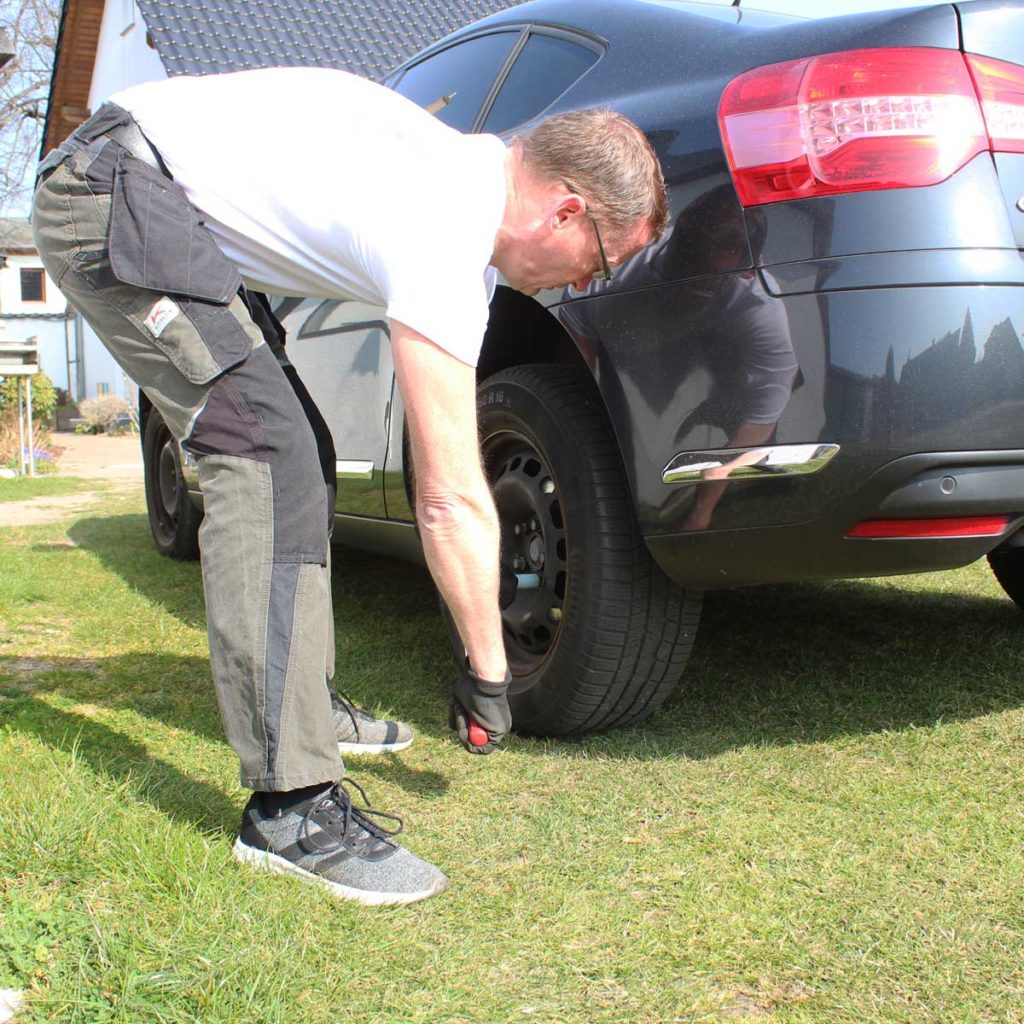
[185,343,332,564]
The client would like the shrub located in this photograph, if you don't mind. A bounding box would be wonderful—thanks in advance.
[75,395,135,434]
[0,370,58,425]
[0,406,62,473]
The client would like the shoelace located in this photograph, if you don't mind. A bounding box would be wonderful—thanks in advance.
[299,778,403,855]
[331,687,362,740]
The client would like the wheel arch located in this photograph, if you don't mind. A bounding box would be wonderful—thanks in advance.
[477,286,589,381]
[403,287,645,529]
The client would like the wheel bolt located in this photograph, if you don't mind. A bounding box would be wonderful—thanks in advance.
[530,518,538,532]
[513,524,522,536]
[512,556,526,570]
[548,607,562,622]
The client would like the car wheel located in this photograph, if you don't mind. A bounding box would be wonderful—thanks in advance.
[988,544,1024,610]
[469,364,703,737]
[143,407,201,561]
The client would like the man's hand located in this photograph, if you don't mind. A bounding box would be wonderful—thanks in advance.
[450,669,512,754]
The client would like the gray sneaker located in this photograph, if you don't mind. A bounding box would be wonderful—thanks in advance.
[331,690,413,754]
[232,780,448,906]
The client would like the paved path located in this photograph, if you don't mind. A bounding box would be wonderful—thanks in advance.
[1,432,143,528]
[55,431,144,479]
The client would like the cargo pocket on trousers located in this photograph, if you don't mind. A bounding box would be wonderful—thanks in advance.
[106,150,251,384]
[109,151,240,303]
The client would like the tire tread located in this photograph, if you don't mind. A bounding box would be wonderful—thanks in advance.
[481,365,702,736]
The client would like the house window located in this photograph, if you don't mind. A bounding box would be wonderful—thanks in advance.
[97,382,110,396]
[20,268,45,303]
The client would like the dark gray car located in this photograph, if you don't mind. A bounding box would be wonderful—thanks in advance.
[142,0,1024,736]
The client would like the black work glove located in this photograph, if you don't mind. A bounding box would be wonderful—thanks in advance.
[450,668,512,755]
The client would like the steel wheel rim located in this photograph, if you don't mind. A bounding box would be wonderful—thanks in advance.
[151,424,181,541]
[484,429,568,675]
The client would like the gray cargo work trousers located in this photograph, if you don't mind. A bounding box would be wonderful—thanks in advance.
[32,104,345,791]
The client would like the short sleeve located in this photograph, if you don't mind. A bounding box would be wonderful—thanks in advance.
[384,259,496,367]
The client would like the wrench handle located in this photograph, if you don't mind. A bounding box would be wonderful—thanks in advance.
[467,718,489,747]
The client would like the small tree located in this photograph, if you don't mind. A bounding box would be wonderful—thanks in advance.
[0,0,61,216]
[0,367,57,422]
[0,367,59,468]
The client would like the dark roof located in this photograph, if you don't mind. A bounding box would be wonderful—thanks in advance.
[0,218,36,253]
[136,0,525,81]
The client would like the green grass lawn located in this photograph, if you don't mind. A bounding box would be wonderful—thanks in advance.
[0,476,90,503]
[1,486,1022,1023]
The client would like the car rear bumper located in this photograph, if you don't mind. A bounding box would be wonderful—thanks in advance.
[645,450,1024,589]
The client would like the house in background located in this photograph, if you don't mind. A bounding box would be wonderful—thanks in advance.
[41,0,521,406]
[0,217,78,396]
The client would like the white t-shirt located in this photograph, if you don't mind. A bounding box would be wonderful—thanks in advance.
[111,67,509,366]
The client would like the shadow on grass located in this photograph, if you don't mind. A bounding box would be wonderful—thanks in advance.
[64,512,1024,764]
[2,686,239,838]
[0,647,450,814]
[621,575,1024,759]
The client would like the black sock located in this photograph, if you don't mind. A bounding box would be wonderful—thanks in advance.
[258,782,334,816]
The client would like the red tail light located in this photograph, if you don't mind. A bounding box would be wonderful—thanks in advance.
[718,46,1021,206]
[966,53,1024,154]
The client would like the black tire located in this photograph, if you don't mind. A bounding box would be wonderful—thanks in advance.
[988,544,1024,610]
[143,408,202,561]
[471,365,703,737]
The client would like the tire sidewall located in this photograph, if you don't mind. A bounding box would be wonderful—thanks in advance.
[143,411,200,561]
[478,370,609,725]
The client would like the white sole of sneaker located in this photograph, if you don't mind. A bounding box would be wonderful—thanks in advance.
[337,736,414,755]
[231,838,446,906]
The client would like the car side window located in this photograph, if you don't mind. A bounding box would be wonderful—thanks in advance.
[481,33,601,135]
[392,32,520,132]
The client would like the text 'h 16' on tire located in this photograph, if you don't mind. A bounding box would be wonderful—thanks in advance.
[474,364,703,737]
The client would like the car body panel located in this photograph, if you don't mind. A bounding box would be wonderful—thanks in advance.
[279,297,394,518]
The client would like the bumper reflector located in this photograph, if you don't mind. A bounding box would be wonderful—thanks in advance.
[846,515,1011,539]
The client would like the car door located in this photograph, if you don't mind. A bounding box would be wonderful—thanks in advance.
[279,298,394,518]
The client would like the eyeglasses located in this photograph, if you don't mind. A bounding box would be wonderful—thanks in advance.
[589,214,613,283]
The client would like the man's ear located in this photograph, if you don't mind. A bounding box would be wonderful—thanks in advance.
[552,193,586,229]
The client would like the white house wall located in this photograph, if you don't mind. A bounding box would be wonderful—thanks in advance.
[0,252,72,391]
[80,0,167,403]
[0,254,65,317]
[88,1,167,114]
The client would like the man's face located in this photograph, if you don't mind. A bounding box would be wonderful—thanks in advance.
[507,200,651,296]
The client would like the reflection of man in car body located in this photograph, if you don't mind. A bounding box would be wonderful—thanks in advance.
[559,184,798,532]
[32,67,667,905]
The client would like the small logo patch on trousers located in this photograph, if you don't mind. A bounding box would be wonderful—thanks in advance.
[144,297,180,338]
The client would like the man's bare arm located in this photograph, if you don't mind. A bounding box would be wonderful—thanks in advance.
[390,318,508,682]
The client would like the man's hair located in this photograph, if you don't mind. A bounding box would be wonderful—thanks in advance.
[514,109,668,242]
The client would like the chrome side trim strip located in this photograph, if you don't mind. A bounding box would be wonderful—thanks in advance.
[336,459,375,480]
[332,515,425,565]
[180,453,377,489]
[662,443,840,484]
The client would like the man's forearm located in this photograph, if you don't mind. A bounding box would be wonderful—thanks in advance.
[417,487,508,681]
